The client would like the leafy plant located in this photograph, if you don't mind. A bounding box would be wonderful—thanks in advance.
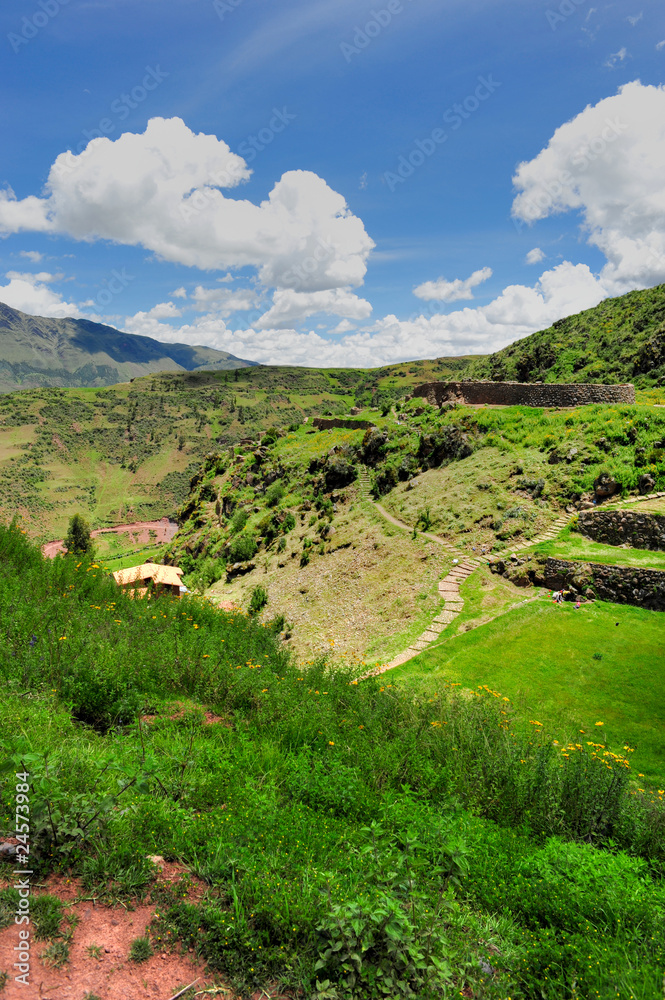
[248,585,268,616]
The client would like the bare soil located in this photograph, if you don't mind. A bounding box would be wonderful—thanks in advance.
[0,869,217,1000]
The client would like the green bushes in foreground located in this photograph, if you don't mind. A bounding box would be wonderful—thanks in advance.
[0,521,664,997]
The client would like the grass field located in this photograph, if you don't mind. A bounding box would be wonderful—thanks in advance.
[390,596,665,785]
[524,524,665,570]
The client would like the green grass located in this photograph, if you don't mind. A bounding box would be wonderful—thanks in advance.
[524,524,665,570]
[391,596,665,784]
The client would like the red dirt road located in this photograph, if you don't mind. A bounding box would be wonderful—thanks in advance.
[42,518,178,559]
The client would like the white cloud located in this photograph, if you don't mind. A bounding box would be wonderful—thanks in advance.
[0,270,82,318]
[657,40,665,50]
[0,117,374,310]
[122,260,608,368]
[413,266,493,302]
[170,286,187,299]
[525,247,545,264]
[512,81,665,293]
[626,12,642,25]
[18,250,44,263]
[604,47,627,69]
[256,287,372,329]
[191,285,260,316]
[331,319,355,333]
[140,301,183,320]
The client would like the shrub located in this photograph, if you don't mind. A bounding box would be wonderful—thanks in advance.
[249,585,268,616]
[228,533,257,562]
[282,512,296,533]
[230,509,249,534]
[265,482,284,507]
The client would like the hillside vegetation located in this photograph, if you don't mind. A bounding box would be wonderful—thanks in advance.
[0,302,253,393]
[0,522,664,999]
[466,282,665,388]
[0,355,472,538]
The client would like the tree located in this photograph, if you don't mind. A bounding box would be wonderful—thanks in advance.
[63,514,94,556]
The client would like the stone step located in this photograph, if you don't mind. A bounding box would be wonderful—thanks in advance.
[433,611,457,624]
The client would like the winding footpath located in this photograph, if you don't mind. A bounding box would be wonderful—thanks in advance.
[356,468,573,673]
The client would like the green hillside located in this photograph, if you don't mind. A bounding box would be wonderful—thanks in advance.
[0,522,663,999]
[466,282,665,388]
[0,302,253,393]
[0,355,472,538]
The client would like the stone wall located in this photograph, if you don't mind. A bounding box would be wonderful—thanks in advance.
[544,557,665,611]
[578,510,665,552]
[313,417,375,431]
[413,380,635,408]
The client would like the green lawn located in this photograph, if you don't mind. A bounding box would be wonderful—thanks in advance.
[524,525,665,570]
[391,597,665,786]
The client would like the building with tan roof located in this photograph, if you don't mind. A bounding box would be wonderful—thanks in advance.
[112,562,184,598]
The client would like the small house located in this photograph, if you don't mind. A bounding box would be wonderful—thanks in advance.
[112,562,184,598]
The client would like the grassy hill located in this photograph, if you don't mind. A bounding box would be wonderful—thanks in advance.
[466,282,665,388]
[0,521,663,999]
[0,302,253,393]
[0,355,473,538]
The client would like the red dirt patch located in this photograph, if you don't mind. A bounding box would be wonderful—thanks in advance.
[0,878,217,1000]
[141,703,229,728]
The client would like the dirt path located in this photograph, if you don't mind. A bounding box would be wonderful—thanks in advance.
[42,519,179,559]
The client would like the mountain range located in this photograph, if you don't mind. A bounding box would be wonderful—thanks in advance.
[0,302,253,393]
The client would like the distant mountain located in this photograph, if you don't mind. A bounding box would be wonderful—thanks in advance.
[465,283,665,387]
[0,303,255,392]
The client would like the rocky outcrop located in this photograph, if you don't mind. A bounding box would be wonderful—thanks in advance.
[413,380,635,408]
[578,510,665,552]
[544,558,664,611]
[490,553,665,610]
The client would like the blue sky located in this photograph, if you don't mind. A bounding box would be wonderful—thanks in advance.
[0,0,664,366]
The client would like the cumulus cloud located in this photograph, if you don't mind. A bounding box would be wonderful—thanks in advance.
[413,267,493,302]
[512,81,665,293]
[170,286,187,299]
[256,287,372,329]
[0,270,83,318]
[122,260,608,368]
[0,117,374,307]
[191,285,260,316]
[525,247,545,265]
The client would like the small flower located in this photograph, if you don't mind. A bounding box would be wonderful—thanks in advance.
[329,741,334,746]
[594,721,604,726]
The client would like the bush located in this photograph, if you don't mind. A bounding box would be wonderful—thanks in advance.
[248,585,268,616]
[265,482,284,507]
[282,512,296,533]
[230,509,249,534]
[228,533,258,562]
